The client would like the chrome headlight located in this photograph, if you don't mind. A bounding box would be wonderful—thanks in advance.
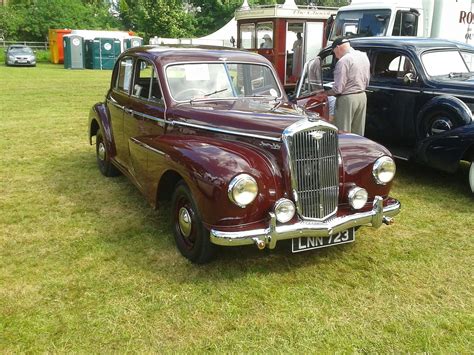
[373,156,396,185]
[228,174,258,208]
[8,55,15,61]
[348,187,368,210]
[274,198,296,223]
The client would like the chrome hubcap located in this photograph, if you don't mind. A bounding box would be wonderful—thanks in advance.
[469,162,474,193]
[98,142,106,161]
[178,207,192,238]
[429,118,452,136]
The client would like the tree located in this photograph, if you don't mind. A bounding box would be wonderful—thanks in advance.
[118,0,195,40]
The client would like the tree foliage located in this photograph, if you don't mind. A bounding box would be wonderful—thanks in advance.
[0,0,349,41]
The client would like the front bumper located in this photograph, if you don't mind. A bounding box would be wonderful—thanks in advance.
[210,196,400,249]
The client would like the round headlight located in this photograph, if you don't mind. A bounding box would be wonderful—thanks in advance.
[373,156,396,185]
[348,187,368,210]
[274,198,296,223]
[228,174,258,208]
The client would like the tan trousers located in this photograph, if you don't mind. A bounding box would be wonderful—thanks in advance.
[334,92,367,136]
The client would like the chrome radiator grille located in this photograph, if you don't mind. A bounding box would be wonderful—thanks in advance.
[285,125,339,220]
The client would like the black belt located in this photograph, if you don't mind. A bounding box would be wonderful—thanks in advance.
[337,91,365,97]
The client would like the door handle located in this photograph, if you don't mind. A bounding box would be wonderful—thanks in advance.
[124,108,134,115]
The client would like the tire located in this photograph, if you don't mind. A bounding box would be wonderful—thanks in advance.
[96,130,120,177]
[171,182,216,264]
[422,110,458,138]
[469,161,474,193]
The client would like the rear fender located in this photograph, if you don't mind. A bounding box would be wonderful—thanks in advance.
[88,102,115,156]
[417,95,473,136]
[147,134,283,228]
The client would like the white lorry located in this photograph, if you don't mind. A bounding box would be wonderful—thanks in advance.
[328,0,474,45]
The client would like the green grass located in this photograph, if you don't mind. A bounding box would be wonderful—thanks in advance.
[0,63,473,352]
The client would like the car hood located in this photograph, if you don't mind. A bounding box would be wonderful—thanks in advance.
[170,99,322,140]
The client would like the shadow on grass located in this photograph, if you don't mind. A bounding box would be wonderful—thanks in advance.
[40,148,472,282]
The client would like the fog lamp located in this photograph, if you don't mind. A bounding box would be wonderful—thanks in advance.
[373,156,396,185]
[348,187,368,210]
[228,174,258,208]
[274,198,296,223]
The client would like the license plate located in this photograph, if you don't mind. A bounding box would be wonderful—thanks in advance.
[292,228,355,253]
[18,60,27,63]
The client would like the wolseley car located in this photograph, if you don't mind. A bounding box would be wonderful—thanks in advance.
[88,46,400,263]
[4,45,36,67]
[309,37,474,192]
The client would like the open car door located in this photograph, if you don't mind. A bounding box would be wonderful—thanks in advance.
[293,57,329,119]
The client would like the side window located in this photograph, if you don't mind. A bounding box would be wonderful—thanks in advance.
[257,22,273,49]
[240,23,255,49]
[321,51,335,82]
[132,59,162,101]
[116,57,133,93]
[392,11,418,36]
[373,52,415,82]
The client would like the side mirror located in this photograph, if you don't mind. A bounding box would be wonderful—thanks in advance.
[403,72,416,85]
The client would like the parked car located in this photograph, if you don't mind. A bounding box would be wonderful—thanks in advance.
[4,45,36,67]
[88,46,400,263]
[306,37,474,192]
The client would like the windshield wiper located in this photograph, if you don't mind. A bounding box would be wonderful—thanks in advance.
[204,88,229,97]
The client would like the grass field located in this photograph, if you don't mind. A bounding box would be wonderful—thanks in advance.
[0,62,473,352]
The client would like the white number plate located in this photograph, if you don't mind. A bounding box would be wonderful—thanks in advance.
[292,228,355,253]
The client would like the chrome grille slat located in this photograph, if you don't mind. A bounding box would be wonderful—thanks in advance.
[285,124,339,220]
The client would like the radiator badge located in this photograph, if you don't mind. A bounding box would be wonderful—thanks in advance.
[309,130,326,140]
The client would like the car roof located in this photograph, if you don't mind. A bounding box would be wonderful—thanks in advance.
[344,37,474,52]
[120,45,272,66]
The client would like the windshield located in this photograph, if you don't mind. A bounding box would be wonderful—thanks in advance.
[422,50,473,76]
[330,9,391,40]
[166,62,281,101]
[9,47,33,55]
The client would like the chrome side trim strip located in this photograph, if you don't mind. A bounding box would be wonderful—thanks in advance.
[210,197,401,249]
[172,119,282,142]
[133,110,167,125]
[368,85,421,93]
[129,137,166,156]
[107,99,124,110]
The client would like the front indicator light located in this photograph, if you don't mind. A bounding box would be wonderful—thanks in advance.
[373,156,396,185]
[228,173,258,208]
[274,198,296,223]
[348,187,368,210]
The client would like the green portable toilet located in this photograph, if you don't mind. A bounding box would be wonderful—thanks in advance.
[63,35,85,69]
[124,36,143,50]
[88,37,121,70]
[84,39,94,69]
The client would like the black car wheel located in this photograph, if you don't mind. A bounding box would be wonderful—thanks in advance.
[423,110,458,137]
[96,130,120,177]
[171,182,216,264]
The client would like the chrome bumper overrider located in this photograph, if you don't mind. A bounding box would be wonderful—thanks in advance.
[210,196,401,249]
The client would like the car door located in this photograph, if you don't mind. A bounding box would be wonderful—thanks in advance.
[107,56,133,168]
[365,49,421,149]
[125,57,166,191]
[294,57,329,118]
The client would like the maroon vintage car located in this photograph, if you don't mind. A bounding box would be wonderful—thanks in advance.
[88,45,400,263]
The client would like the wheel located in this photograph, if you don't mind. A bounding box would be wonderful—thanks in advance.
[422,110,457,138]
[174,88,207,101]
[469,161,474,193]
[96,130,121,177]
[171,182,216,263]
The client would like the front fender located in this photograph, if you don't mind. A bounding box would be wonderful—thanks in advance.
[339,133,394,201]
[415,123,474,173]
[145,134,283,228]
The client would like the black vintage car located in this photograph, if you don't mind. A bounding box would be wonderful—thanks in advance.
[313,37,474,193]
